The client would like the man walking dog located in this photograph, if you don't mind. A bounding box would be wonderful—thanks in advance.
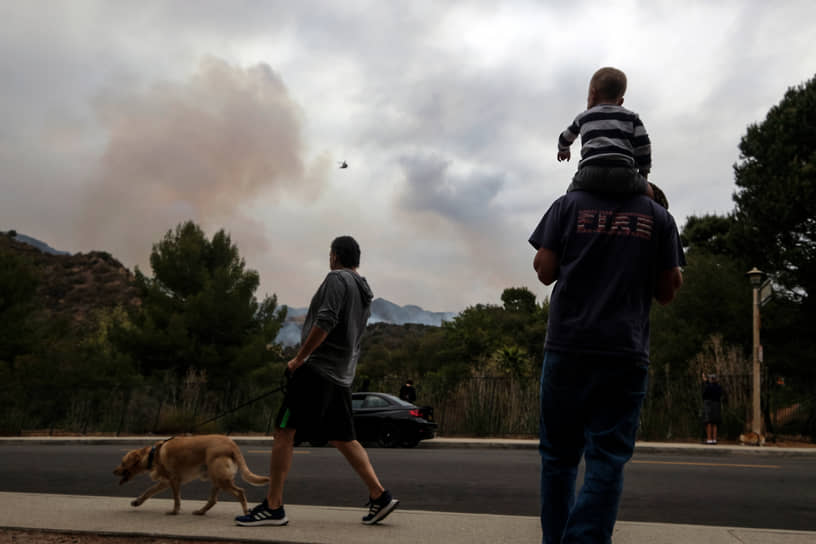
[236,235,399,527]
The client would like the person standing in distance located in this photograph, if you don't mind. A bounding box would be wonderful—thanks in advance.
[702,373,725,444]
[236,236,399,528]
[399,380,417,403]
[529,189,684,543]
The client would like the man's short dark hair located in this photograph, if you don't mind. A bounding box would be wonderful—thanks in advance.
[331,235,361,268]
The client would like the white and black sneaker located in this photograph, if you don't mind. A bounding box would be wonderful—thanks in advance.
[362,489,399,525]
[235,499,288,526]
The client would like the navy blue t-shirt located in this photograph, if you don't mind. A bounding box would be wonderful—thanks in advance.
[529,191,685,362]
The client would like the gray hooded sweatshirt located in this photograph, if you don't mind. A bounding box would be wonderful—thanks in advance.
[301,269,373,387]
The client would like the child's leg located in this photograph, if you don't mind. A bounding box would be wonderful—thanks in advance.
[568,166,646,194]
[568,166,671,210]
[567,165,608,192]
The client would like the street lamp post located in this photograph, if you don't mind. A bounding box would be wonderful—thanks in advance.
[746,267,764,436]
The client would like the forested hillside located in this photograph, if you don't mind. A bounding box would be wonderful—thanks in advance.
[0,233,140,330]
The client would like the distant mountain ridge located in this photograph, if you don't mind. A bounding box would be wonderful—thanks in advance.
[369,297,457,326]
[274,297,457,346]
[10,231,71,256]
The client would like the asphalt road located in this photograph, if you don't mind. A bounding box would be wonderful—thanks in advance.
[0,444,814,531]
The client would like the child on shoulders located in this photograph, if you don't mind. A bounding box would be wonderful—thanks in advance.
[558,67,659,202]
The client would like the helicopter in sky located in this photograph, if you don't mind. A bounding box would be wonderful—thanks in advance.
[338,161,348,169]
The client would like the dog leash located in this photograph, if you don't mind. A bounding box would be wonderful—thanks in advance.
[189,370,289,432]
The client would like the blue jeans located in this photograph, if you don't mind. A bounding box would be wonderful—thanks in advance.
[539,351,648,544]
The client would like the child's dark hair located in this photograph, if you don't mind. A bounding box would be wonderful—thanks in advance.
[331,235,361,268]
[591,67,627,101]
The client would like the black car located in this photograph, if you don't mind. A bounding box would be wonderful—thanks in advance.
[351,392,437,448]
[293,392,437,448]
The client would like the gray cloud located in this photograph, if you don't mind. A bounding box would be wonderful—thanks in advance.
[382,152,534,308]
[398,154,505,224]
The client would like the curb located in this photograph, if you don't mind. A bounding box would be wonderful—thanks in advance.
[1,436,815,456]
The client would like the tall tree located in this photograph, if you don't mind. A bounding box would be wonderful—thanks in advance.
[650,251,750,376]
[731,76,816,431]
[114,221,286,389]
[681,214,743,261]
[437,289,548,380]
[732,74,816,300]
[501,286,537,314]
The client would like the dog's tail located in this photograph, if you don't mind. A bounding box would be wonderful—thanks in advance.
[235,450,270,486]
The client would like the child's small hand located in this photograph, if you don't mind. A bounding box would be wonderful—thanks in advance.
[557,150,570,162]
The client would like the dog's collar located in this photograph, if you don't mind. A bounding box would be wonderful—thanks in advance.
[147,436,174,470]
[146,445,158,469]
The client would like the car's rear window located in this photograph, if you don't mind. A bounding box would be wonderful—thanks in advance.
[365,396,389,408]
[351,393,417,408]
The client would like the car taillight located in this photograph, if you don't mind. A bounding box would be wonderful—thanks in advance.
[410,409,421,417]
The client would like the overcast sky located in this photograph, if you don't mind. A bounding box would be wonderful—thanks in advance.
[2,1,815,312]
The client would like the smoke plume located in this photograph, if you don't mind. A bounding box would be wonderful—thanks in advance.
[79,56,321,270]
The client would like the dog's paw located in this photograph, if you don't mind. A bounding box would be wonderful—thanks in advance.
[130,499,142,507]
[165,510,180,515]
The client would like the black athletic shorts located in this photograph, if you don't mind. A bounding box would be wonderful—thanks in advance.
[275,363,356,443]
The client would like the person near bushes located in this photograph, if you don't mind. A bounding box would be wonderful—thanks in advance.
[702,373,725,444]
[399,379,417,403]
[236,235,399,528]
[529,184,685,543]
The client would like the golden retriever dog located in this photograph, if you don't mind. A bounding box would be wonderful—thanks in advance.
[113,435,269,515]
